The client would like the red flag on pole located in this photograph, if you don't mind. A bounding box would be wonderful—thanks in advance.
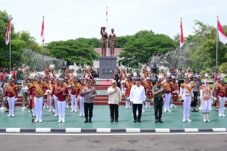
[41,16,45,43]
[5,20,11,45]
[180,18,184,47]
[217,19,227,44]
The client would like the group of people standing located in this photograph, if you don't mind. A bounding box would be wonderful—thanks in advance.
[0,66,227,124]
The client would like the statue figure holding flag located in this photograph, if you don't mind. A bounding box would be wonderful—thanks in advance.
[100,27,108,57]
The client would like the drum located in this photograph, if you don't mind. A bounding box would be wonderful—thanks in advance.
[172,93,179,102]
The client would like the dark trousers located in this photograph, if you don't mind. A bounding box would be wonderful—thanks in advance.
[154,97,163,121]
[109,104,119,121]
[191,91,198,107]
[133,104,142,121]
[84,103,93,119]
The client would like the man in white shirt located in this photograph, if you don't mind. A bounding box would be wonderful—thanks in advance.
[129,78,146,123]
[107,80,122,122]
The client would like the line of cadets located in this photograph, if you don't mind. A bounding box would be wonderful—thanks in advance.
[3,69,227,123]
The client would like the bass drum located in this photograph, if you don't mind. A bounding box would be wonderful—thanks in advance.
[172,93,179,102]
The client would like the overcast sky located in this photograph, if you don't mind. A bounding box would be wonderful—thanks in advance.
[1,0,226,44]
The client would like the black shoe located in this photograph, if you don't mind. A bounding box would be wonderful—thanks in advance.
[115,119,118,123]
[138,120,141,123]
[84,120,88,123]
[133,120,137,123]
[88,118,92,123]
[110,119,114,123]
[155,119,159,123]
[159,120,164,123]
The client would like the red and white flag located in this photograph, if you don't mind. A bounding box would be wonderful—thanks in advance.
[5,20,11,45]
[217,19,227,44]
[40,16,45,43]
[180,18,184,47]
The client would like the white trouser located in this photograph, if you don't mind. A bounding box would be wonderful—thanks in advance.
[79,96,84,114]
[219,97,225,115]
[183,95,191,120]
[125,97,131,108]
[145,101,151,108]
[53,95,58,115]
[8,97,16,115]
[164,93,171,111]
[58,101,66,120]
[34,96,43,120]
[71,95,78,110]
[49,96,53,111]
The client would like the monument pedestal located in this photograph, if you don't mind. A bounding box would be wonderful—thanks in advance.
[99,57,117,79]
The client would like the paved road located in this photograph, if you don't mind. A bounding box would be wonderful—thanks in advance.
[0,133,227,151]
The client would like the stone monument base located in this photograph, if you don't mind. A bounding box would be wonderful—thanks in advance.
[99,57,117,79]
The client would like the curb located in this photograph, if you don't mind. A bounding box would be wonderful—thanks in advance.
[0,128,226,133]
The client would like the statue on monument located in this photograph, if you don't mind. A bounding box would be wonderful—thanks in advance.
[100,27,108,57]
[109,28,116,57]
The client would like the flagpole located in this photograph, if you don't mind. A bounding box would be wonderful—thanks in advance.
[179,17,182,69]
[216,16,219,68]
[106,4,109,57]
[42,16,45,70]
[9,16,12,73]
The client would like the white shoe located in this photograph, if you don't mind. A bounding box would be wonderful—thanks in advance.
[207,119,210,122]
[34,119,38,123]
[187,119,192,122]
[48,109,51,112]
[203,119,206,122]
[219,113,222,117]
[21,107,26,110]
[7,114,11,117]
[79,114,82,117]
[222,114,226,117]
[142,110,145,113]
[62,119,65,123]
[11,114,15,117]
[182,118,186,122]
[53,109,55,112]
[54,114,58,117]
[168,110,171,112]
[70,110,74,112]
[75,109,77,112]
[58,119,61,123]
[39,119,42,123]
[66,105,69,109]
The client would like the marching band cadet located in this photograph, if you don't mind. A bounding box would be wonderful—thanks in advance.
[5,78,18,117]
[50,78,57,114]
[143,77,153,109]
[216,79,226,117]
[170,77,179,108]
[28,78,36,116]
[42,77,50,109]
[21,76,29,110]
[33,77,45,123]
[55,78,68,123]
[70,78,81,112]
[180,77,194,122]
[79,78,86,117]
[163,77,172,112]
[200,83,212,122]
[125,76,132,109]
[191,77,200,112]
